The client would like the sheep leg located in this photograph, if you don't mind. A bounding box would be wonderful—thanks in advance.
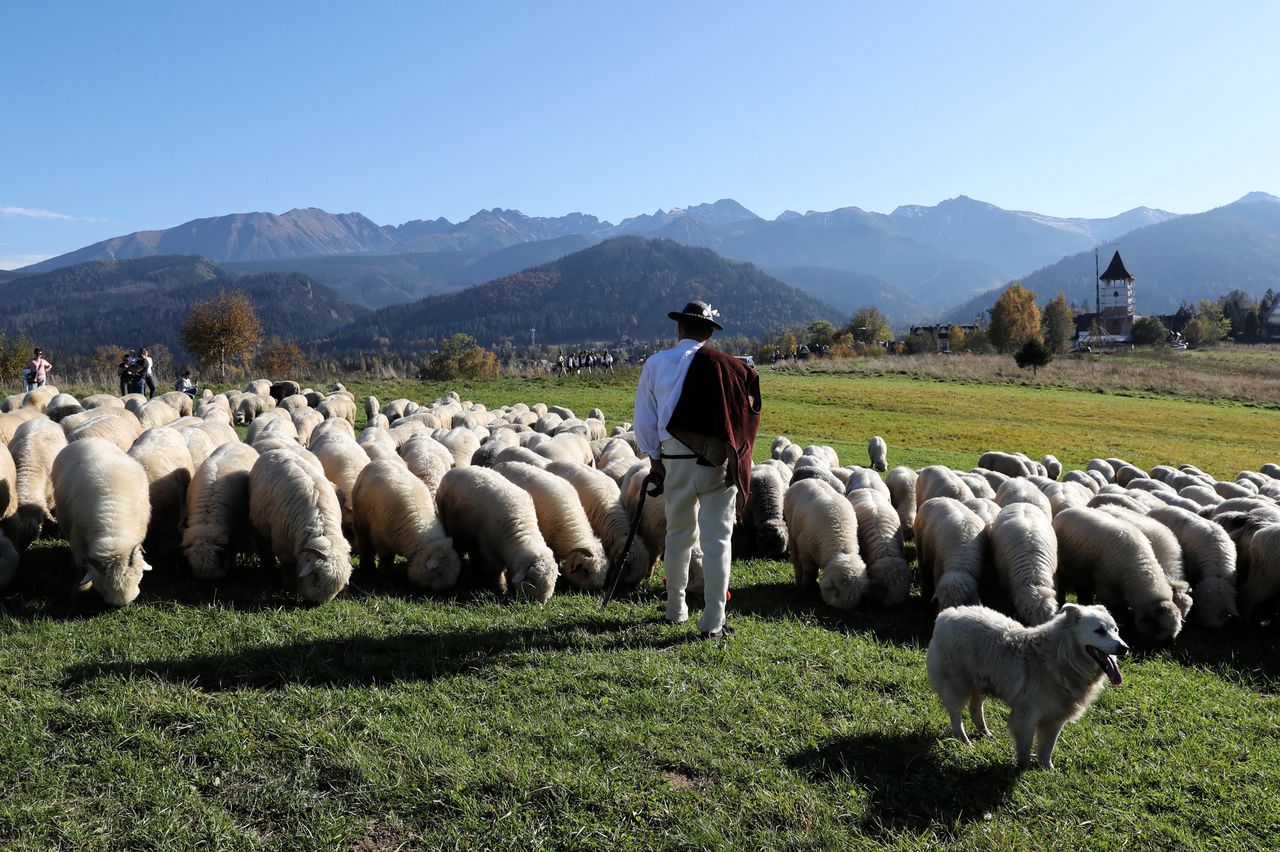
[969,694,991,738]
[947,706,972,747]
[1009,709,1037,769]
[1036,719,1066,770]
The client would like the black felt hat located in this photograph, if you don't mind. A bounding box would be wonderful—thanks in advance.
[667,300,724,331]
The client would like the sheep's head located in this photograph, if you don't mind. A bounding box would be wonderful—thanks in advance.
[509,552,558,604]
[1189,577,1238,629]
[83,545,150,606]
[7,504,48,550]
[297,537,351,604]
[932,571,980,612]
[754,520,789,560]
[408,537,462,592]
[867,557,912,608]
[1135,599,1184,644]
[1169,579,1195,619]
[561,547,606,591]
[819,554,869,610]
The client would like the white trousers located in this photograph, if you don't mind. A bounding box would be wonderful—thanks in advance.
[661,437,736,633]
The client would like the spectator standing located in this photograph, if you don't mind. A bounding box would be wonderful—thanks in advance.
[139,347,156,400]
[24,348,52,392]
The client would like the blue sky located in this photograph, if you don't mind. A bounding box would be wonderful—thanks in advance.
[2,1,1278,268]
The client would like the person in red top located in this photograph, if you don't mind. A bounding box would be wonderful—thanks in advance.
[24,348,52,392]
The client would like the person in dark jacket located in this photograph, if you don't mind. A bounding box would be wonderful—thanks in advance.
[633,300,761,639]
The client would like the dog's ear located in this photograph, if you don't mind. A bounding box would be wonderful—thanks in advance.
[1060,603,1081,623]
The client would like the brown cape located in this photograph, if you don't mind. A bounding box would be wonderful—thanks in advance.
[666,346,762,517]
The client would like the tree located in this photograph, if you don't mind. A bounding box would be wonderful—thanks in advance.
[806,320,838,350]
[181,290,263,380]
[988,284,1041,353]
[1182,300,1231,348]
[903,329,938,355]
[1245,310,1261,340]
[1040,292,1075,354]
[847,307,893,345]
[946,325,968,352]
[257,338,305,376]
[1130,316,1169,347]
[955,327,993,354]
[423,333,500,380]
[1014,337,1053,377]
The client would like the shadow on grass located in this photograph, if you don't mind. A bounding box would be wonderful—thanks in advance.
[1165,622,1280,693]
[788,731,1020,838]
[729,581,935,648]
[61,617,697,690]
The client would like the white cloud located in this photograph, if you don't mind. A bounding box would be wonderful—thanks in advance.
[1,206,77,221]
[0,254,53,271]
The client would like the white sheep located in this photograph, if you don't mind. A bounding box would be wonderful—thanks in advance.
[317,394,357,426]
[886,466,918,539]
[0,443,16,526]
[399,434,454,492]
[735,463,790,559]
[1092,504,1194,621]
[351,459,461,590]
[5,418,67,549]
[183,442,260,580]
[436,466,559,603]
[309,432,371,533]
[994,477,1053,517]
[620,458,704,589]
[783,478,868,608]
[867,436,888,472]
[234,394,277,426]
[990,502,1058,625]
[51,437,152,605]
[957,472,997,500]
[248,447,353,604]
[915,465,974,508]
[44,393,83,422]
[67,412,143,452]
[847,487,911,606]
[437,427,482,469]
[244,379,272,397]
[545,460,653,593]
[1052,507,1184,643]
[494,461,607,591]
[978,451,1032,478]
[127,427,195,560]
[914,497,988,610]
[1146,504,1237,628]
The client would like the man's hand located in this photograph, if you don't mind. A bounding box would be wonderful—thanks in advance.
[647,457,665,497]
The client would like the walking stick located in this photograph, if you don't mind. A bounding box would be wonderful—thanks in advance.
[601,471,659,608]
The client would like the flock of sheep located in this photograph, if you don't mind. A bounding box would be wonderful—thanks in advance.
[764,436,1280,644]
[0,379,1276,646]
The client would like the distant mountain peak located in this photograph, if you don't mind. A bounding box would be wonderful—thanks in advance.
[1236,191,1280,204]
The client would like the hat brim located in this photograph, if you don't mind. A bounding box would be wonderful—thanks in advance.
[668,311,723,331]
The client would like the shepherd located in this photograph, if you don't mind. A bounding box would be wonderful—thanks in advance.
[633,300,761,639]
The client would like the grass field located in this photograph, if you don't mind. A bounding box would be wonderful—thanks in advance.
[3,370,1280,849]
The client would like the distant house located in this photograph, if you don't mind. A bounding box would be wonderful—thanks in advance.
[907,324,979,352]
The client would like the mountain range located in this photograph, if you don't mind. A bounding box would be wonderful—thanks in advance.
[13,191,1280,332]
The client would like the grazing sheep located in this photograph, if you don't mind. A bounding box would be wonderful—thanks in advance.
[351,459,461,590]
[847,488,911,606]
[494,461,607,591]
[127,427,195,560]
[915,465,975,508]
[270,380,302,402]
[978,451,1033,478]
[291,408,324,446]
[1114,465,1148,487]
[317,394,357,426]
[234,394,277,426]
[1127,478,1176,496]
[496,445,551,469]
[957,472,997,500]
[67,412,143,452]
[595,437,637,471]
[244,379,273,397]
[789,465,845,493]
[80,393,124,410]
[845,466,892,499]
[620,458,704,588]
[994,477,1053,517]
[278,394,311,414]
[886,466,918,539]
[182,442,260,580]
[1212,496,1276,516]
[355,427,399,463]
[310,417,356,444]
[5,418,67,549]
[1087,492,1148,513]
[246,410,298,446]
[437,427,482,469]
[157,392,194,418]
[436,466,558,603]
[43,394,82,422]
[1087,459,1116,483]
[176,423,219,469]
[471,431,521,468]
[990,503,1058,625]
[783,478,869,609]
[533,432,593,466]
[1147,504,1237,628]
[1062,469,1100,494]
[1213,480,1256,500]
[309,433,371,533]
[801,445,840,468]
[1052,507,1184,643]
[1091,506,1191,620]
[970,468,1010,493]
[1238,524,1280,623]
[545,460,653,592]
[867,436,888,472]
[914,497,988,610]
[963,497,1001,530]
[52,438,152,605]
[248,448,353,604]
[1041,480,1094,516]
[735,463,789,559]
[380,398,418,424]
[0,413,30,444]
[1041,455,1062,481]
[400,434,454,492]
[0,443,15,524]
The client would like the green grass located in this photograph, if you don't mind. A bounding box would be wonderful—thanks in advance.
[4,371,1280,849]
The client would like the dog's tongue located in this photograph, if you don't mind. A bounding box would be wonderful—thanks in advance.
[1102,655,1122,686]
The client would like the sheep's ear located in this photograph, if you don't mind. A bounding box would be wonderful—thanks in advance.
[1060,603,1081,623]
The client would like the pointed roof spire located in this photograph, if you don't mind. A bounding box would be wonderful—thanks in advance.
[1099,250,1134,282]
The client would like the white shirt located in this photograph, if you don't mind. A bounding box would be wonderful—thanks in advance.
[141,356,153,377]
[633,338,704,459]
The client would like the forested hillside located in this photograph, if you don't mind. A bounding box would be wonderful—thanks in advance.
[323,237,839,351]
[0,256,365,357]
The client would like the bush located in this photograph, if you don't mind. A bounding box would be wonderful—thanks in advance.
[1014,337,1053,377]
[1131,316,1168,347]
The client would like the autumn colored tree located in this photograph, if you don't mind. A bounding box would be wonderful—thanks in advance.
[181,290,263,380]
[256,338,305,377]
[1181,300,1231,348]
[847,307,893,345]
[806,320,838,349]
[989,284,1041,353]
[423,333,500,380]
[1040,292,1075,354]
